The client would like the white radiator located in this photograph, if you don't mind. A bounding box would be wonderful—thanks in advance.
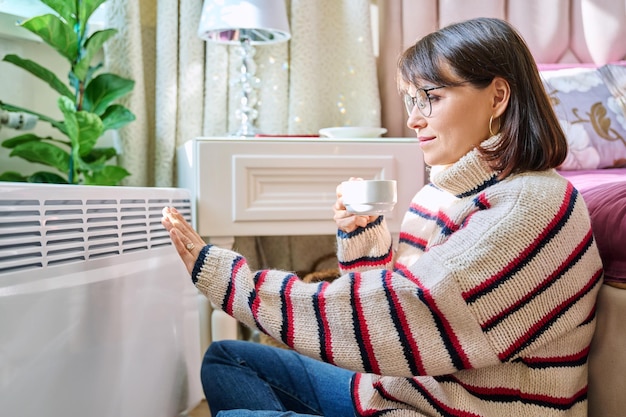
[0,182,202,417]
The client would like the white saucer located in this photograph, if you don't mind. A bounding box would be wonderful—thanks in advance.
[319,127,387,138]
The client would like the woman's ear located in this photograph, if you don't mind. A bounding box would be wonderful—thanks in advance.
[491,77,510,117]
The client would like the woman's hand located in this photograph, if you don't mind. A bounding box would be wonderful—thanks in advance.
[333,178,379,233]
[161,206,206,274]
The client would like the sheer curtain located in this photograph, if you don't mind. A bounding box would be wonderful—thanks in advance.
[105,0,381,187]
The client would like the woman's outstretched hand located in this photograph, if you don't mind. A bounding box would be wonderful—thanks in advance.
[333,178,379,233]
[161,206,206,275]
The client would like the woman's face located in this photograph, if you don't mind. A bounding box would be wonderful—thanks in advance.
[405,70,497,167]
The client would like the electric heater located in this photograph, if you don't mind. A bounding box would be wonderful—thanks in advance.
[0,182,202,417]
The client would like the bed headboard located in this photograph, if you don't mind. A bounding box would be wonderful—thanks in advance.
[378,0,626,136]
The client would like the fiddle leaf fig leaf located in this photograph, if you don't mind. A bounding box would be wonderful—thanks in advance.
[84,74,135,115]
[58,96,79,148]
[0,101,67,133]
[20,15,78,62]
[1,134,43,149]
[76,154,124,187]
[39,0,76,27]
[2,55,74,99]
[83,147,118,163]
[75,153,104,172]
[101,104,136,131]
[59,96,104,156]
[10,141,70,172]
[28,171,69,184]
[83,165,130,185]
[75,111,104,155]
[0,171,28,182]
[73,29,117,81]
[79,0,108,38]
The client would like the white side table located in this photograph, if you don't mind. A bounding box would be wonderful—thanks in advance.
[177,136,424,353]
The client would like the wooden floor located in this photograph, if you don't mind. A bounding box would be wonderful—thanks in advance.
[189,400,211,417]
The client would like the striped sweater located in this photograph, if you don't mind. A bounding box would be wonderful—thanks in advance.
[192,144,603,416]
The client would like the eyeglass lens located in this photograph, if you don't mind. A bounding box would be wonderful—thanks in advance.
[404,90,430,117]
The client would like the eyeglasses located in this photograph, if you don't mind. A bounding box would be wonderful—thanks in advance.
[403,85,448,117]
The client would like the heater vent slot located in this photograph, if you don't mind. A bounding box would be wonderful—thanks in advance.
[0,190,191,275]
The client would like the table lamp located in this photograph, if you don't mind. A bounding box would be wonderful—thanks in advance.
[198,0,291,137]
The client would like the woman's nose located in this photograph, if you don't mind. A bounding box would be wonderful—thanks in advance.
[406,108,427,130]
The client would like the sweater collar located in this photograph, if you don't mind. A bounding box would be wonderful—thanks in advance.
[429,136,500,198]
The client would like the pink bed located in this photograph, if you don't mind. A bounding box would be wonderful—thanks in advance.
[558,169,626,287]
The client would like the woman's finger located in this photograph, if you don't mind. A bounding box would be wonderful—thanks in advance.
[168,227,197,274]
[162,207,205,247]
[162,206,206,273]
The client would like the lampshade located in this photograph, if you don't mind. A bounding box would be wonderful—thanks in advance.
[198,0,291,45]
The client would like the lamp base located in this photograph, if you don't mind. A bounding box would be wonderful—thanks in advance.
[228,119,258,137]
[228,37,261,138]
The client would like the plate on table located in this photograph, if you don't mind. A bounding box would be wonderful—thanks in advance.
[319,127,387,138]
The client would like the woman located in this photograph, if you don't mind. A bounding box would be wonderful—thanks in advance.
[163,17,603,417]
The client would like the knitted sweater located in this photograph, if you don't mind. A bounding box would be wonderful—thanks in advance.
[191,144,603,417]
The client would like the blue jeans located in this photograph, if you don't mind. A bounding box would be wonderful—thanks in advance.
[201,340,356,417]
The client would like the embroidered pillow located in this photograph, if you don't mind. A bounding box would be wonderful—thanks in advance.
[540,65,626,170]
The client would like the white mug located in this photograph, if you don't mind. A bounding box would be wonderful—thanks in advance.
[341,179,397,215]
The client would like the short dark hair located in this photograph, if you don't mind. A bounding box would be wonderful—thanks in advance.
[397,17,567,177]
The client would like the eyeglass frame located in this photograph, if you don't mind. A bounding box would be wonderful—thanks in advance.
[403,85,452,117]
[403,81,469,117]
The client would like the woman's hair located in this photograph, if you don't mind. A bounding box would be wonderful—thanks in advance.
[397,17,567,177]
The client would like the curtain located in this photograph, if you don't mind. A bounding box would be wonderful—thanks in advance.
[105,0,381,187]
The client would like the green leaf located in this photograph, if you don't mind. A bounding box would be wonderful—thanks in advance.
[73,29,117,81]
[83,147,118,163]
[20,15,78,62]
[76,152,106,171]
[79,0,108,38]
[84,74,135,115]
[0,101,67,133]
[28,171,68,184]
[10,141,70,172]
[101,104,136,130]
[58,96,79,148]
[1,133,42,149]
[58,96,104,156]
[39,0,76,27]
[83,164,130,186]
[0,171,28,182]
[75,111,104,155]
[3,55,74,99]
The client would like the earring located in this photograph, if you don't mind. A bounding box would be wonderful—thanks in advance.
[489,115,500,136]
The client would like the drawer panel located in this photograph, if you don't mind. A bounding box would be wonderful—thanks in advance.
[232,154,395,221]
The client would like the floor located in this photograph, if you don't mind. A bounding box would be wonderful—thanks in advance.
[189,400,211,417]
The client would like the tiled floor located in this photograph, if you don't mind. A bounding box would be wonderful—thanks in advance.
[189,400,211,417]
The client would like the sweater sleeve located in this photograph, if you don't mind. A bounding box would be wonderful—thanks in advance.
[336,215,394,274]
[192,175,602,378]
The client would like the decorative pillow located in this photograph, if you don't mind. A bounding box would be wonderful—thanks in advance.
[540,65,626,170]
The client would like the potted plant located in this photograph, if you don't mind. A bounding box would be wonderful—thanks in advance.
[0,0,134,185]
